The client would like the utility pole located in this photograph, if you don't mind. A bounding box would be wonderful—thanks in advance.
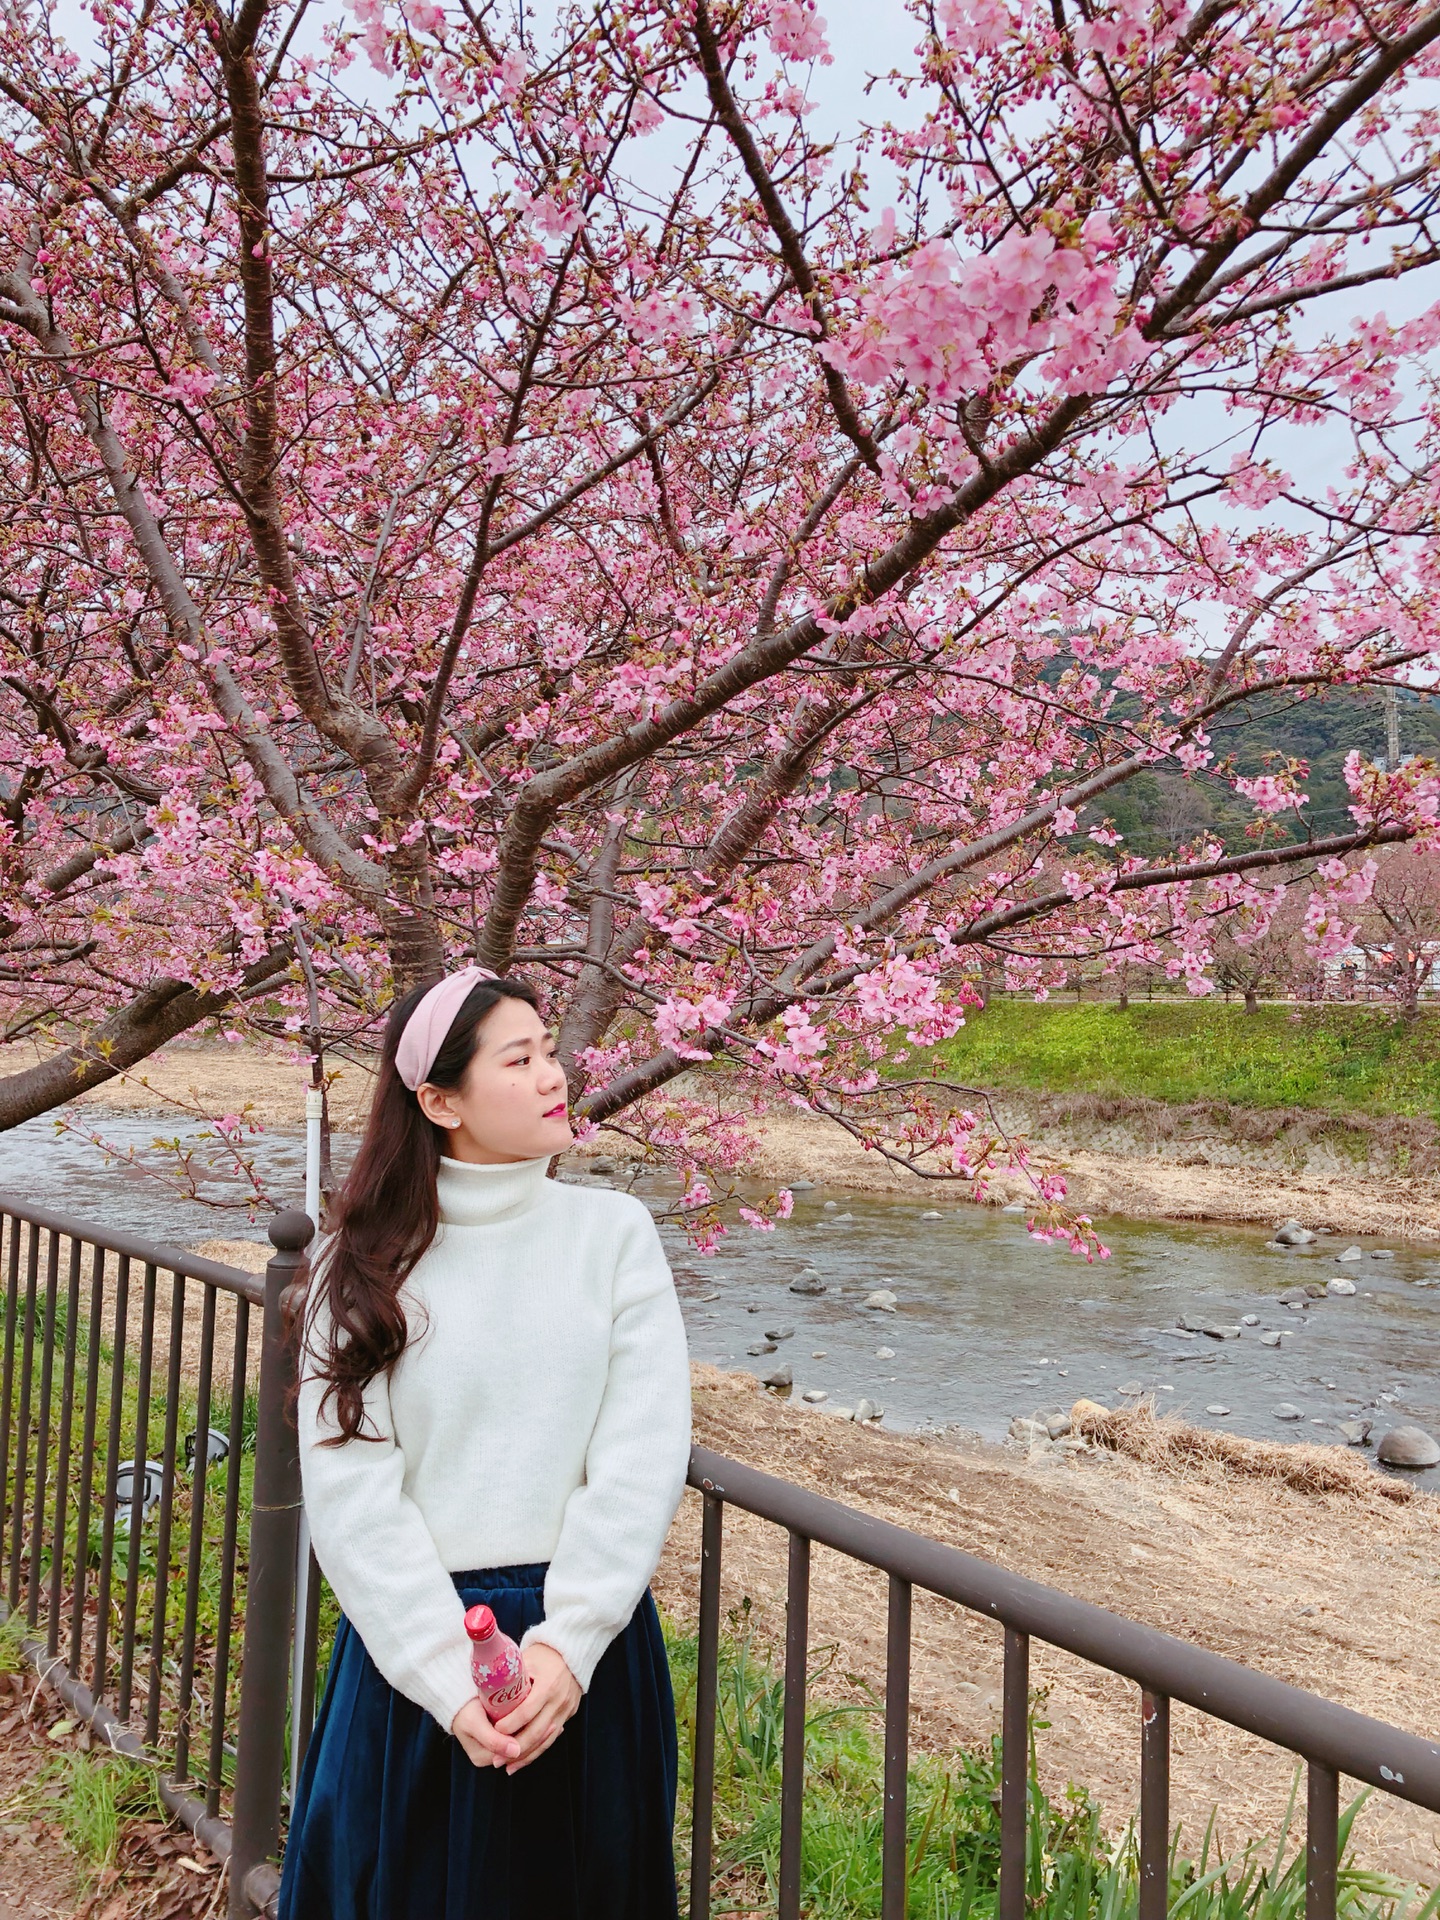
[1384,683,1400,772]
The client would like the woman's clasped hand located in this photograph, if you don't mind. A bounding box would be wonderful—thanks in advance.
[451,1642,582,1775]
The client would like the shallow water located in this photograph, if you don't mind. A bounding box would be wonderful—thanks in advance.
[3,1113,1438,1489]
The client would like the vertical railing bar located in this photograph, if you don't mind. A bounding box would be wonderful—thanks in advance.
[173,1282,218,1784]
[93,1253,132,1700]
[778,1528,810,1920]
[1140,1690,1171,1920]
[0,1216,21,1577]
[46,1236,84,1660]
[144,1270,187,1748]
[207,1295,250,1818]
[1306,1762,1339,1920]
[882,1575,912,1920]
[8,1224,40,1611]
[295,1545,323,1774]
[117,1261,157,1721]
[26,1229,61,1628]
[687,1491,724,1920]
[1000,1627,1030,1920]
[69,1244,107,1677]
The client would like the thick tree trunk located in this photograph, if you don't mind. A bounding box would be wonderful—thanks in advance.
[0,945,293,1133]
[1244,988,1259,1014]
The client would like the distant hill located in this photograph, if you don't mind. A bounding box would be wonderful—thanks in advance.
[1081,685,1440,857]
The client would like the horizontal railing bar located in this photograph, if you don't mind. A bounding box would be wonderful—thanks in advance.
[0,1195,262,1303]
[689,1446,1440,1813]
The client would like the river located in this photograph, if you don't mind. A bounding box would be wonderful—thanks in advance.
[4,1111,1438,1488]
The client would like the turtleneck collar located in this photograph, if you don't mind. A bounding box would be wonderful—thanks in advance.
[435,1154,552,1227]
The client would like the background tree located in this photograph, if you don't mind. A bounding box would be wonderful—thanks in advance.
[1353,847,1440,1017]
[2,0,1439,1226]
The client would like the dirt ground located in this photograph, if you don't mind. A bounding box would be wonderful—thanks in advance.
[660,1366,1440,1886]
[12,1039,1440,1240]
[0,1672,221,1919]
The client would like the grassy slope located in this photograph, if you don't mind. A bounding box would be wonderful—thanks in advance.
[923,1001,1440,1121]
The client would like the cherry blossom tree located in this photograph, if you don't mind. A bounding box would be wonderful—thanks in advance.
[2,0,1440,1231]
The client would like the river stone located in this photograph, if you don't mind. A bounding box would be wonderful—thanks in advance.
[1009,1417,1048,1444]
[875,1346,896,1360]
[1044,1413,1073,1439]
[828,1406,855,1420]
[765,1327,796,1341]
[790,1273,827,1295]
[786,1178,816,1190]
[762,1364,793,1390]
[1273,1221,1316,1246]
[864,1289,898,1312]
[1205,1405,1231,1417]
[1260,1330,1283,1347]
[1273,1403,1304,1421]
[1327,1276,1356,1297]
[1336,1418,1372,1446]
[811,1350,827,1358]
[1277,1287,1310,1305]
[1303,1282,1329,1298]
[1377,1425,1440,1468]
[1370,1249,1396,1260]
[921,1209,942,1219]
[1119,1381,1144,1395]
[1336,1246,1363,1263]
[855,1398,882,1422]
[747,1341,778,1356]
[801,1389,829,1404]
[699,1290,721,1303]
[1178,1315,1241,1339]
[823,1199,838,1209]
[1241,1314,1260,1327]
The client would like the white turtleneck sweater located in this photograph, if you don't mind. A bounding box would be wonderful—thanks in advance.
[296,1156,692,1735]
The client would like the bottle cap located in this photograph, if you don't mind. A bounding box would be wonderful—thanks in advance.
[464,1603,496,1642]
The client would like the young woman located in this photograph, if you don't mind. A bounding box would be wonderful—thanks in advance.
[279,966,692,1920]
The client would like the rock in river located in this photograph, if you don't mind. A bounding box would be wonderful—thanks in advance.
[1376,1425,1440,1468]
[765,1326,796,1341]
[854,1398,882,1423]
[1206,1405,1231,1417]
[1177,1314,1241,1339]
[747,1341,778,1356]
[1336,1246,1363,1263]
[864,1288,898,1312]
[1260,1330,1283,1348]
[1336,1418,1372,1446]
[801,1389,829,1404]
[1273,1403,1303,1421]
[790,1270,826,1295]
[762,1363,793,1391]
[1327,1276,1356,1297]
[875,1346,896,1360]
[1273,1221,1316,1247]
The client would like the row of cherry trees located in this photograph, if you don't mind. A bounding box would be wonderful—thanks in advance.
[2,0,1439,1221]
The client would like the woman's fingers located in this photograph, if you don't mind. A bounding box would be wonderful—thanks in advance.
[452,1696,521,1769]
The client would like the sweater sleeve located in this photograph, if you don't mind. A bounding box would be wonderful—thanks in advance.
[521,1199,692,1690]
[296,1290,475,1735]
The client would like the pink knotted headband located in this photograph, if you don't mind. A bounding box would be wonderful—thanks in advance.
[394,965,498,1091]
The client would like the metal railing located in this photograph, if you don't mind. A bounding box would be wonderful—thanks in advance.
[0,1196,310,1918]
[1,1191,1438,1920]
[684,1444,1440,1920]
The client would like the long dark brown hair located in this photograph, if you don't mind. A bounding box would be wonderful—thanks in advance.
[300,973,541,1444]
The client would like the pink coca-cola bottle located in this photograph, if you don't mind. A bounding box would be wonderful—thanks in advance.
[464,1604,533,1720]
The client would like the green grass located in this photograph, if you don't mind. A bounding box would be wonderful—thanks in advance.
[918,1002,1440,1122]
[33,1750,163,1880]
[665,1606,1439,1920]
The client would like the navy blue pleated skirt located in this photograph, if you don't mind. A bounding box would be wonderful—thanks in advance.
[277,1563,679,1920]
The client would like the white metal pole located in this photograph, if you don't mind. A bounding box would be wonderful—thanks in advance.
[290,1082,324,1790]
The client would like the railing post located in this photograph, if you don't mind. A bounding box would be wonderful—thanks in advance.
[1140,1690,1170,1920]
[1000,1628,1029,1920]
[1306,1761,1339,1920]
[688,1490,723,1920]
[228,1210,310,1919]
